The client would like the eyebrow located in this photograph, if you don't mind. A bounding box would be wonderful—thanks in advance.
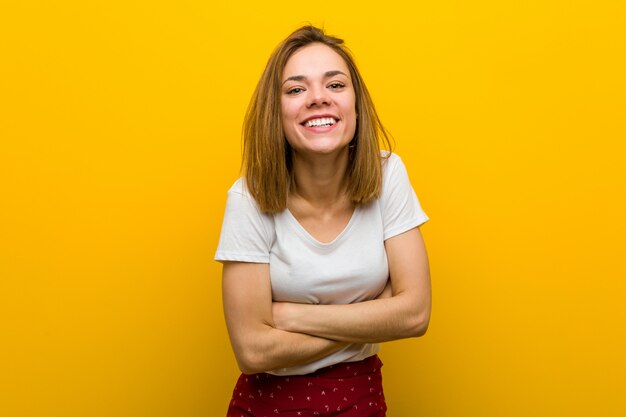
[282,70,348,85]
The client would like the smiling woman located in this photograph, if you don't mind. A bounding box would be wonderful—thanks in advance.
[280,44,357,158]
[215,25,431,417]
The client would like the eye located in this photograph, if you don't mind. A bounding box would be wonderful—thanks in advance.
[328,82,345,90]
[286,87,305,95]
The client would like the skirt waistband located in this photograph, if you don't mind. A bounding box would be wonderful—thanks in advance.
[304,354,383,379]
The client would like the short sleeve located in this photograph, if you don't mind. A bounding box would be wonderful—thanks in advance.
[214,178,274,263]
[380,153,429,240]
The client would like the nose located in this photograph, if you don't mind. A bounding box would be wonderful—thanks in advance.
[307,85,331,107]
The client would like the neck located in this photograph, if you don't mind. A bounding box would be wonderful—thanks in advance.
[290,150,350,207]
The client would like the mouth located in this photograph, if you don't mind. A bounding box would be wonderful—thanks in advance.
[301,116,338,128]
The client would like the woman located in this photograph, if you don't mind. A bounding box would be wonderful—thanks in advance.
[215,25,431,417]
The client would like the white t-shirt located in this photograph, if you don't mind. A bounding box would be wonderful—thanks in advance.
[215,152,428,375]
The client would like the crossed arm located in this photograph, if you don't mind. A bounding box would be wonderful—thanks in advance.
[221,227,431,374]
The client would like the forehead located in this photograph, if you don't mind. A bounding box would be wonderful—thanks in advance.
[282,43,350,79]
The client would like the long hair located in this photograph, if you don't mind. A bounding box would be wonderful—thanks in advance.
[243,25,393,213]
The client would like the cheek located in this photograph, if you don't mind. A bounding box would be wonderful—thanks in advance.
[344,99,357,126]
[281,102,297,124]
[346,110,358,139]
[280,105,289,130]
[280,104,298,141]
[342,93,357,118]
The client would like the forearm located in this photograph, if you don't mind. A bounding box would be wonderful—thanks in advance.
[273,293,429,344]
[222,261,349,375]
[273,227,432,344]
[232,324,349,374]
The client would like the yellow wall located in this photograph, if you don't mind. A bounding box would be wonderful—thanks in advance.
[2,1,625,416]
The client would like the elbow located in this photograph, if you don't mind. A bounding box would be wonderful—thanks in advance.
[230,325,279,374]
[236,349,267,375]
[406,310,430,338]
[236,343,280,375]
[238,364,261,375]
[236,359,257,375]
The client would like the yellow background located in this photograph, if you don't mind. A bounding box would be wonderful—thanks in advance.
[1,1,625,416]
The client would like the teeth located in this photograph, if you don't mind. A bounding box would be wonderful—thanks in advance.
[305,117,336,127]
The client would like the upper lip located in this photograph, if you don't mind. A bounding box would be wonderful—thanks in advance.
[300,114,340,124]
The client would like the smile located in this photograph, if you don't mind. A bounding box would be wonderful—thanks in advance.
[303,117,337,128]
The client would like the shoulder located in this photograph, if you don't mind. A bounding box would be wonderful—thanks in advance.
[376,151,429,238]
[227,177,251,197]
[226,178,265,210]
[380,150,404,169]
[224,177,274,224]
[215,178,275,262]
[380,151,407,183]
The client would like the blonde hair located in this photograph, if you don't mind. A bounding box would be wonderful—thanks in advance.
[243,25,393,213]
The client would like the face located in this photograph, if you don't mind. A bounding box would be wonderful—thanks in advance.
[280,43,357,158]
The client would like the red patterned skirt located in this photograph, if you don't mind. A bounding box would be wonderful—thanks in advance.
[227,355,386,417]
